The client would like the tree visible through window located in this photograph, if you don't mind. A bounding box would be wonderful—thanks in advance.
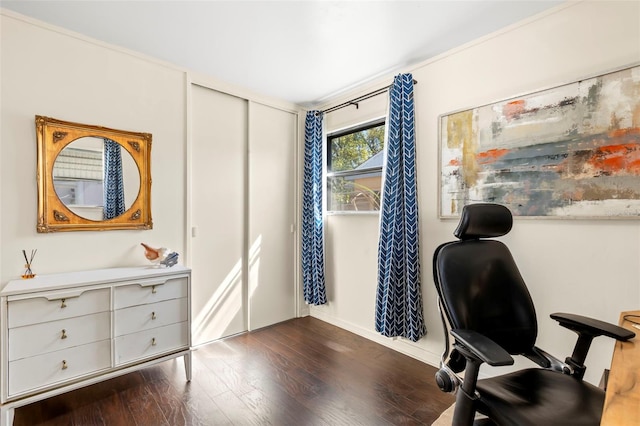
[327,119,385,212]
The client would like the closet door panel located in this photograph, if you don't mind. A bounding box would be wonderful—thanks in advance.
[248,103,296,330]
[191,85,247,344]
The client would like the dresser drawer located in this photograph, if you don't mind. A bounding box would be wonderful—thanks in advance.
[8,312,110,361]
[114,277,188,309]
[114,298,188,337]
[8,339,110,397]
[114,322,188,366]
[8,288,110,329]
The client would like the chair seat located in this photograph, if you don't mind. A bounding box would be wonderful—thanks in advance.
[475,368,604,426]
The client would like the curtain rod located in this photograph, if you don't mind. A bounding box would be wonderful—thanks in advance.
[318,78,418,115]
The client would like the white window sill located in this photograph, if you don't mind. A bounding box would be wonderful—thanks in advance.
[326,210,380,216]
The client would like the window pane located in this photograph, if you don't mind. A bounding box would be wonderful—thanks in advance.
[54,179,103,207]
[328,173,382,212]
[329,123,385,172]
[327,121,385,212]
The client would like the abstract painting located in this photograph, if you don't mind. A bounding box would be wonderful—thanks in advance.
[440,64,640,218]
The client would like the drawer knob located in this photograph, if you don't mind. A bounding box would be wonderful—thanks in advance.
[61,329,67,339]
[60,298,67,308]
[62,360,68,370]
[151,285,157,294]
[152,337,157,346]
[151,312,156,320]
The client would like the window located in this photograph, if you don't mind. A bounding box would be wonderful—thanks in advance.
[327,119,385,212]
[53,146,104,207]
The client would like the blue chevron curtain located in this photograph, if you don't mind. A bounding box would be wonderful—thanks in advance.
[103,138,125,220]
[301,111,327,305]
[375,74,426,342]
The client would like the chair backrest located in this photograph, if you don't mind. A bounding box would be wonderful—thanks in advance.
[433,203,538,354]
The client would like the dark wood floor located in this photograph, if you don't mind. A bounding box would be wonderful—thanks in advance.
[14,317,454,425]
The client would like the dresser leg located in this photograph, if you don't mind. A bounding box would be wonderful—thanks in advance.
[1,406,14,426]
[184,352,192,382]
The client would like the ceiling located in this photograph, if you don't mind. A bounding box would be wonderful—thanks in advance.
[0,1,563,107]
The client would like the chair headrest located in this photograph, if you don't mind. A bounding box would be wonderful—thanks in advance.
[454,203,513,240]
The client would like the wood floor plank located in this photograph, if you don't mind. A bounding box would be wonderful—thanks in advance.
[213,389,271,425]
[120,382,169,426]
[84,391,133,426]
[147,378,231,426]
[71,403,105,426]
[240,385,329,426]
[11,317,453,425]
[267,321,438,421]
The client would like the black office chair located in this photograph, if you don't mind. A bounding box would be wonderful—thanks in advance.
[432,203,635,426]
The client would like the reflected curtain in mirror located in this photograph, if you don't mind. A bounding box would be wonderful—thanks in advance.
[103,138,125,219]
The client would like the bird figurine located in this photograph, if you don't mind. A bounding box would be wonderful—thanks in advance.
[141,243,179,267]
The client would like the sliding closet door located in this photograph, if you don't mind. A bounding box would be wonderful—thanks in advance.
[248,103,297,330]
[191,85,247,345]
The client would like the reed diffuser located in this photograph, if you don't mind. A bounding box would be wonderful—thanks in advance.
[22,249,37,279]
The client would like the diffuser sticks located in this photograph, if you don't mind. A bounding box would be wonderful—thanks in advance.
[22,249,37,279]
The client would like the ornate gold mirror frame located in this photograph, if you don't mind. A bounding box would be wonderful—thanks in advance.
[36,115,152,232]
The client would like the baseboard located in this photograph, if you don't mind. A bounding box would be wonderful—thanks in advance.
[309,308,442,368]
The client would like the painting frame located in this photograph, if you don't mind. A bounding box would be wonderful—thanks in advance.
[438,63,640,219]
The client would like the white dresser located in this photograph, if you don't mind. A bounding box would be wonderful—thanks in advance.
[0,266,191,425]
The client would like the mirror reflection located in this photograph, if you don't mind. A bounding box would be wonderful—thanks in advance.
[36,115,152,232]
[53,137,140,221]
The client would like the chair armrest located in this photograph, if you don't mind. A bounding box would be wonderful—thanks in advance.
[448,330,513,426]
[451,329,514,366]
[551,313,635,341]
[550,312,635,379]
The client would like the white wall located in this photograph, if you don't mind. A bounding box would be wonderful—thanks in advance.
[312,1,640,384]
[0,11,187,280]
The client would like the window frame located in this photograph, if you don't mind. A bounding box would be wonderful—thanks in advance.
[326,117,386,214]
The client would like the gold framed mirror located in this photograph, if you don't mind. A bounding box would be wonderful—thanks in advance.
[36,115,152,232]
